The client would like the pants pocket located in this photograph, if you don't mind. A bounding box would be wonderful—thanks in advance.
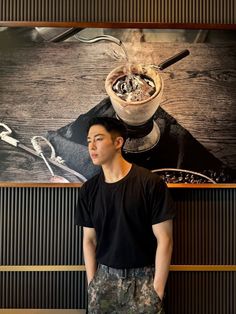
[149,275,164,312]
[87,267,99,291]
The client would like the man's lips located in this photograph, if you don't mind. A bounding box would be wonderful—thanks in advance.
[90,154,98,159]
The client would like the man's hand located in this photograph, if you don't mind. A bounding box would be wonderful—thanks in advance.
[152,219,173,301]
[83,227,97,284]
[153,282,165,301]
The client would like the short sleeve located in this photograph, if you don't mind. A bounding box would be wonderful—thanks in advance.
[74,185,94,227]
[149,177,176,225]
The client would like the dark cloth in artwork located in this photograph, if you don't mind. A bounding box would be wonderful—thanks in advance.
[46,97,233,181]
[75,164,175,268]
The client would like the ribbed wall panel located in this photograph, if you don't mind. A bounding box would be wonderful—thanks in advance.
[0,186,235,310]
[0,0,235,24]
[166,271,236,314]
[0,187,83,265]
[0,271,87,308]
[171,188,236,265]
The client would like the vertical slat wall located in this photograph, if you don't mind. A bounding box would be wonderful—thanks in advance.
[0,187,87,309]
[0,187,82,265]
[171,188,236,265]
[166,188,236,314]
[0,186,236,312]
[166,272,236,314]
[0,272,87,309]
[0,0,235,24]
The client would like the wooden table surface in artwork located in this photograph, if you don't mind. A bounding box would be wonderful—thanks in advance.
[0,42,235,182]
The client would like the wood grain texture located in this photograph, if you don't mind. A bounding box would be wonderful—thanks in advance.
[0,42,236,182]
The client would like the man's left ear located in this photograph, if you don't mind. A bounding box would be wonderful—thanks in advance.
[115,137,124,149]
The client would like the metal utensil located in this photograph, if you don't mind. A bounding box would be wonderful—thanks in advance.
[31,136,70,183]
[151,49,190,71]
[0,123,87,183]
[75,34,128,60]
[75,34,122,46]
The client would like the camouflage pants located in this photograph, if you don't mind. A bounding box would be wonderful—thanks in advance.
[87,264,164,314]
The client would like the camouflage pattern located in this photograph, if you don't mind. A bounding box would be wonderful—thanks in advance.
[87,265,164,314]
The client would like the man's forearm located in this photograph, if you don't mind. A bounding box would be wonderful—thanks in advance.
[83,240,97,284]
[154,238,173,300]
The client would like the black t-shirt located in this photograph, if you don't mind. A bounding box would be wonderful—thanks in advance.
[75,164,175,268]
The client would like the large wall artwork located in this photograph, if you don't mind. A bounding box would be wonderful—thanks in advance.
[0,28,235,183]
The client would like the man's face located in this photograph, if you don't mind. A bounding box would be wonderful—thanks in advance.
[87,125,122,166]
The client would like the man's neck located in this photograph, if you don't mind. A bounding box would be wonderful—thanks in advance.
[102,157,132,183]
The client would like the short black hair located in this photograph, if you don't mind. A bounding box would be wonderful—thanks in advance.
[87,116,127,142]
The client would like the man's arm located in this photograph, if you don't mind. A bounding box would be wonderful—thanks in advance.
[83,227,97,285]
[152,219,173,300]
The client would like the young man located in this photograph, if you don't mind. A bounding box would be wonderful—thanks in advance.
[75,117,175,313]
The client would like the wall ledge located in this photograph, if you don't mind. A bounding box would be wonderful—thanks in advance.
[0,182,235,188]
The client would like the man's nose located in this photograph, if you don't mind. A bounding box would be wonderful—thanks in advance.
[89,141,96,150]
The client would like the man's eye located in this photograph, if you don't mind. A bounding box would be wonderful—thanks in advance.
[96,137,103,141]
